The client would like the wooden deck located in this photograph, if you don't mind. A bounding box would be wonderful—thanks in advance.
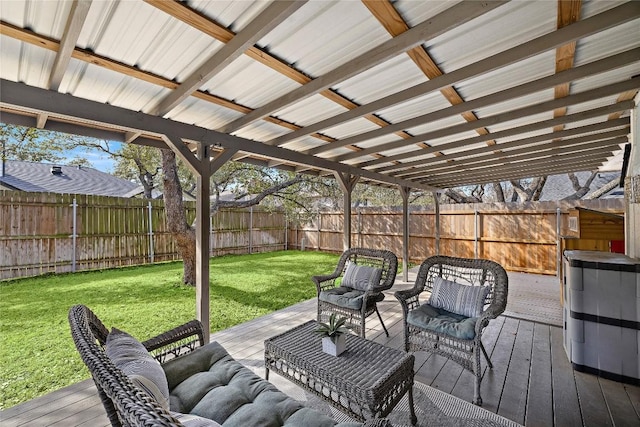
[1,271,638,426]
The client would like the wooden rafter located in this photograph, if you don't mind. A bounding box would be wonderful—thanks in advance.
[362,0,495,165]
[152,1,306,117]
[553,0,582,132]
[143,0,413,154]
[48,0,92,91]
[336,82,638,164]
[390,120,629,177]
[220,1,506,134]
[296,2,639,157]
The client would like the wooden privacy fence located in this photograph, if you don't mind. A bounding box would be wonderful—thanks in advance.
[1,191,624,279]
[0,191,287,280]
[289,199,625,276]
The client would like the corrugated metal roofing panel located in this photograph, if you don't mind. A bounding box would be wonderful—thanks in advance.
[333,55,429,106]
[202,55,301,110]
[426,2,555,73]
[257,1,392,77]
[274,94,348,127]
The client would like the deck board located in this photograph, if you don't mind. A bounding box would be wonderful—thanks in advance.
[1,271,638,427]
[524,323,554,427]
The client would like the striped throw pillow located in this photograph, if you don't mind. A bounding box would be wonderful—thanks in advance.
[342,261,382,291]
[429,276,489,318]
[106,327,170,410]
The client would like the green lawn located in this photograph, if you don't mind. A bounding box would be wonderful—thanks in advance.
[0,250,340,410]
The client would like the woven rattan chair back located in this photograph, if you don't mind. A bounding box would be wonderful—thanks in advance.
[395,255,508,406]
[313,247,398,338]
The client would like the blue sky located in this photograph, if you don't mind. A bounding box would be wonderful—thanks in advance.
[65,142,121,172]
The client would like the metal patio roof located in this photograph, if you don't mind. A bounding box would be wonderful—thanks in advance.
[0,0,639,192]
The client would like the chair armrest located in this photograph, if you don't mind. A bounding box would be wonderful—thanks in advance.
[311,272,341,294]
[142,319,205,363]
[394,288,422,315]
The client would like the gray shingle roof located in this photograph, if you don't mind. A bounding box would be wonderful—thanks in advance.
[0,160,138,197]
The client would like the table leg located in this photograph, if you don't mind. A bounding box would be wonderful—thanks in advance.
[408,386,417,425]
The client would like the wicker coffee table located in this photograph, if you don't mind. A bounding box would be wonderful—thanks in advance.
[264,320,417,424]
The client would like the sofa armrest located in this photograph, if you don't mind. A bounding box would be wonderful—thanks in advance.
[142,319,205,363]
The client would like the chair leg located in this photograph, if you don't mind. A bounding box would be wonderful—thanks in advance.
[375,306,389,337]
[472,346,483,406]
[480,341,493,369]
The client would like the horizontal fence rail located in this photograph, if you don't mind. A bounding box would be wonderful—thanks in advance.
[1,191,624,279]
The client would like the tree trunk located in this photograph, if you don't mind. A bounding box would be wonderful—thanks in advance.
[161,149,196,285]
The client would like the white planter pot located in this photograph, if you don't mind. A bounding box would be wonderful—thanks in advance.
[322,335,346,356]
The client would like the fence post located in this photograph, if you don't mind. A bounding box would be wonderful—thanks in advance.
[556,207,562,277]
[317,211,321,251]
[357,209,362,247]
[474,207,479,259]
[148,201,154,263]
[284,214,288,251]
[71,197,77,272]
[249,207,253,254]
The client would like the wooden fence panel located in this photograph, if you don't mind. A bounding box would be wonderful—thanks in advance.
[0,192,288,280]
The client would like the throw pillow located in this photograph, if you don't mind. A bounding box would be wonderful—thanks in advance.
[342,261,383,291]
[105,327,170,410]
[429,276,490,318]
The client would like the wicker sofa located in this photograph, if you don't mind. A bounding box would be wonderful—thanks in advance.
[69,304,390,427]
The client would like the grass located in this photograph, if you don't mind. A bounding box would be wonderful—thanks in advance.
[0,250,340,410]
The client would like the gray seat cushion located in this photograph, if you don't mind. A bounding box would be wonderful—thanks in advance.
[162,341,340,427]
[319,287,385,310]
[407,303,478,340]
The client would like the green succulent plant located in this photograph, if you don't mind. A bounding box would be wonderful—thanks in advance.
[315,313,350,341]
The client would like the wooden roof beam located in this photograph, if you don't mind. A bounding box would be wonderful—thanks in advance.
[377,119,629,174]
[395,128,629,179]
[152,1,306,117]
[0,79,436,191]
[284,2,639,154]
[48,0,92,91]
[403,137,625,180]
[425,158,605,187]
[342,80,638,165]
[324,48,638,159]
[553,0,582,132]
[220,1,507,133]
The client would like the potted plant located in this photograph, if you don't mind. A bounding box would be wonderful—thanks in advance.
[315,313,349,356]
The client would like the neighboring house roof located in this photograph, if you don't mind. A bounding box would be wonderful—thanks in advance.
[0,160,138,197]
[539,171,623,201]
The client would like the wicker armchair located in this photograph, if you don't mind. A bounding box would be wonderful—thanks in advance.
[313,248,398,338]
[395,256,508,406]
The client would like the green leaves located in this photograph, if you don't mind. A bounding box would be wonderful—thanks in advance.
[314,312,350,338]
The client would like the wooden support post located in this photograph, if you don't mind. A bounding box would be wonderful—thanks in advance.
[399,186,410,282]
[334,172,360,251]
[195,144,211,343]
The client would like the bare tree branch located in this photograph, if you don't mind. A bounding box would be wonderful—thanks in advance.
[211,175,305,213]
[584,177,619,199]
